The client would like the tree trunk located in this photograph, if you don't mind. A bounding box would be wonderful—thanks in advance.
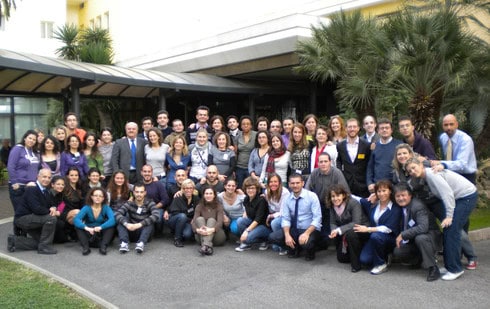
[95,103,112,130]
[476,109,490,158]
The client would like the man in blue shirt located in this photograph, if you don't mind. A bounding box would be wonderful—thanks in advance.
[431,114,477,184]
[281,174,322,261]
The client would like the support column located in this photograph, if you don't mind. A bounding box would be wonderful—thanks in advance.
[71,78,81,119]
[159,89,167,111]
[9,96,15,143]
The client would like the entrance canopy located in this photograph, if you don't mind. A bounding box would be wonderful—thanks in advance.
[0,49,308,98]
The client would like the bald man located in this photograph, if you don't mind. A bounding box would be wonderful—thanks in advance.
[111,122,147,184]
[431,114,477,183]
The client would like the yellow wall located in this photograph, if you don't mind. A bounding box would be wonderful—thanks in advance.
[358,0,403,17]
[69,0,113,29]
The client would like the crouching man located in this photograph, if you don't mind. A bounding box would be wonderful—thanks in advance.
[7,169,57,254]
[116,183,159,254]
[393,183,441,281]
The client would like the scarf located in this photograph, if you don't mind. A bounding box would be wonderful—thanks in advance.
[265,148,285,174]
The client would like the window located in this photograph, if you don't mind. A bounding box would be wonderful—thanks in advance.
[40,21,54,39]
[96,15,102,28]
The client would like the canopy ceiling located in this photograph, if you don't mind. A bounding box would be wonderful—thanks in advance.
[0,49,308,99]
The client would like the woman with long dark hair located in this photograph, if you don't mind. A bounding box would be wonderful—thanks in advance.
[60,134,89,179]
[7,129,39,211]
[74,187,116,255]
[83,132,104,175]
[260,133,290,187]
[106,170,132,212]
[40,135,61,176]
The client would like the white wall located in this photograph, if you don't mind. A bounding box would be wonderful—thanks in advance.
[0,0,66,56]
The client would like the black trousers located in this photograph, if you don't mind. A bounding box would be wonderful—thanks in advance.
[76,227,115,249]
[334,229,370,270]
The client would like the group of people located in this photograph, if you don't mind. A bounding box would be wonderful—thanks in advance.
[5,106,479,282]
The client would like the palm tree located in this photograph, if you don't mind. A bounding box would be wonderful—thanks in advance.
[295,10,385,118]
[383,4,489,142]
[54,24,116,131]
[53,24,79,61]
[0,0,16,26]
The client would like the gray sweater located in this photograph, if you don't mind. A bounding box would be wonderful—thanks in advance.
[423,168,476,218]
[305,166,349,205]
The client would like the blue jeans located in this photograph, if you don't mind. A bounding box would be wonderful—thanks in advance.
[270,217,282,232]
[8,183,25,212]
[168,213,193,241]
[236,217,271,244]
[117,223,154,244]
[461,230,477,261]
[235,167,249,189]
[444,192,477,273]
[360,232,396,267]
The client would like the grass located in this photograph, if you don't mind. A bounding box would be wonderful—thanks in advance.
[470,206,490,231]
[0,258,100,309]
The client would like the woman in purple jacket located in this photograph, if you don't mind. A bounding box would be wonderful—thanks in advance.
[7,129,40,211]
[60,134,89,180]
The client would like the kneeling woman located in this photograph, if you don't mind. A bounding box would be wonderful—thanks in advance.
[235,177,271,252]
[354,180,401,275]
[192,187,226,256]
[328,184,370,272]
[73,187,116,255]
[166,179,199,248]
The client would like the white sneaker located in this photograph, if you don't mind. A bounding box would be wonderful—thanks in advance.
[119,242,129,253]
[278,248,289,256]
[258,242,269,251]
[135,242,144,254]
[235,243,252,252]
[441,270,464,281]
[370,263,388,275]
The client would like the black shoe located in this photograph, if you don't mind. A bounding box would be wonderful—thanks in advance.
[305,251,316,261]
[13,226,26,237]
[205,246,214,256]
[351,267,361,273]
[7,234,15,252]
[99,245,107,255]
[288,248,300,259]
[38,246,57,255]
[174,239,184,248]
[82,248,91,256]
[427,266,440,282]
[198,245,208,256]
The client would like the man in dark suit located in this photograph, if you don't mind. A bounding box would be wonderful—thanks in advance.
[7,168,57,254]
[336,118,371,197]
[111,122,146,184]
[393,183,441,281]
[361,115,379,148]
[138,116,154,141]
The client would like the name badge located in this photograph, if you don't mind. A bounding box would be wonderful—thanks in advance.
[223,154,228,160]
[357,154,365,160]
[408,219,416,227]
[137,207,143,214]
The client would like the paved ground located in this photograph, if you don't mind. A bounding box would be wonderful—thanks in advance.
[1,185,490,308]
